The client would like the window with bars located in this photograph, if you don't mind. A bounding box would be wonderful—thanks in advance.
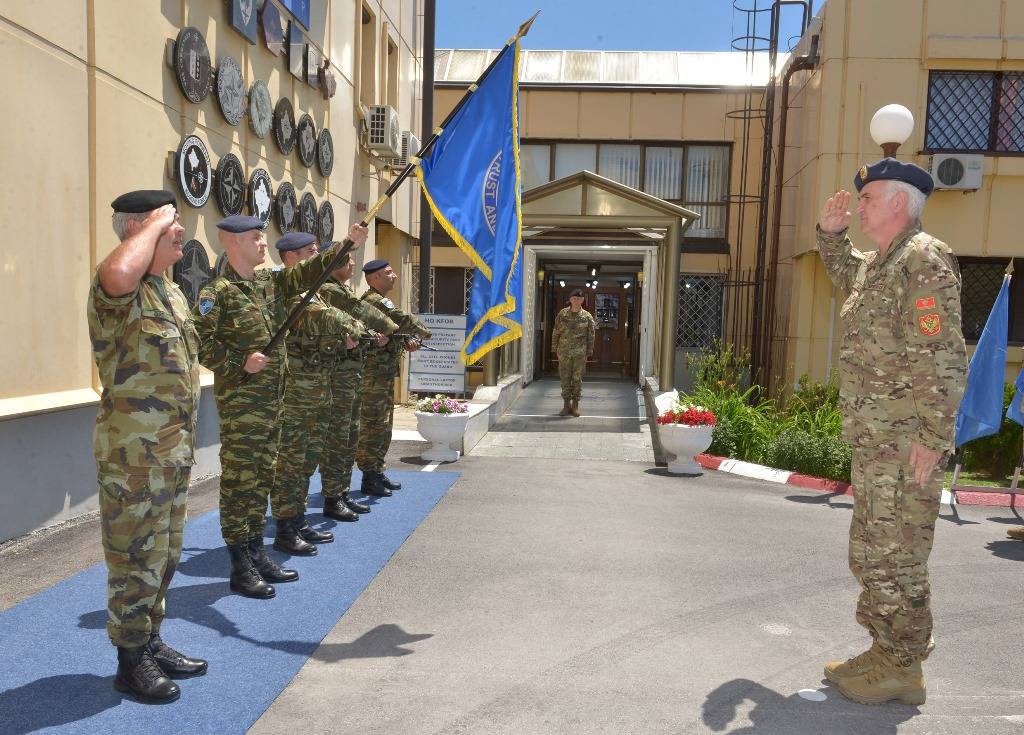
[958,257,1024,343]
[924,71,1024,154]
[410,265,473,315]
[676,274,725,350]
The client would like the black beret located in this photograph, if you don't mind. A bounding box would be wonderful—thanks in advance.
[216,215,266,233]
[275,231,317,251]
[362,259,389,274]
[111,190,176,213]
[570,288,585,297]
[854,157,934,197]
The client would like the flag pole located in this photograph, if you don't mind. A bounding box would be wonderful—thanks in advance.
[249,12,540,368]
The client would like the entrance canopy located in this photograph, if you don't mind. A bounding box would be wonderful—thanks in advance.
[520,170,698,389]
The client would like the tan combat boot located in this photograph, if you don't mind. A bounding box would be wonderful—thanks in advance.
[823,642,883,684]
[559,399,572,417]
[1007,527,1024,541]
[838,653,926,706]
[570,399,580,417]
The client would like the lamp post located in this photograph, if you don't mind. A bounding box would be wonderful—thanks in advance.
[870,104,915,157]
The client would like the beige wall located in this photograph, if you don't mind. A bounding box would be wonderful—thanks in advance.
[0,0,423,416]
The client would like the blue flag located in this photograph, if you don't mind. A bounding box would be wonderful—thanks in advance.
[416,40,524,365]
[1007,367,1024,427]
[955,274,1010,446]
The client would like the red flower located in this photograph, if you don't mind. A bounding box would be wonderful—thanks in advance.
[657,405,716,426]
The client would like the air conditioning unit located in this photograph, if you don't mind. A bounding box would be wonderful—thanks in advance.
[367,104,401,157]
[929,153,984,191]
[389,131,421,169]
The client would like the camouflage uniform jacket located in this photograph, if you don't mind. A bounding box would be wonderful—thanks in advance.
[320,279,399,337]
[278,289,364,374]
[552,307,596,357]
[191,247,349,402]
[817,224,967,452]
[87,273,201,467]
[359,287,432,376]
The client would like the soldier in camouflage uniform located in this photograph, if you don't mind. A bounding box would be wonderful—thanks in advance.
[316,257,398,519]
[88,189,207,704]
[192,216,367,599]
[551,288,596,417]
[817,159,967,706]
[357,259,432,495]
[268,232,363,554]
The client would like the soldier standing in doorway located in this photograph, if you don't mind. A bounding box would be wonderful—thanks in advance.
[551,288,596,417]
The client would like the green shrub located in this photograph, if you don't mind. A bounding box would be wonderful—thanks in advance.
[783,375,843,438]
[961,383,1024,480]
[765,428,852,483]
[686,340,751,394]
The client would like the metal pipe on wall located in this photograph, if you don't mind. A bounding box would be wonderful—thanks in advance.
[658,220,682,390]
[417,0,436,313]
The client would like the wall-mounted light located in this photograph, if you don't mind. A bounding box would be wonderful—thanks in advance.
[537,269,545,281]
[870,104,915,157]
[591,281,598,289]
[622,281,631,289]
[558,279,565,288]
[588,264,600,277]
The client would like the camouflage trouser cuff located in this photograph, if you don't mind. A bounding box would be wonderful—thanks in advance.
[108,626,153,649]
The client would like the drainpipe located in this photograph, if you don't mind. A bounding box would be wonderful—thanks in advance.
[417,0,435,313]
[762,32,819,389]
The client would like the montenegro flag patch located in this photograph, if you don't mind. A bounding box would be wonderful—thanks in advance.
[918,313,942,336]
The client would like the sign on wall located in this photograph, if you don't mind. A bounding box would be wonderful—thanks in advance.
[281,0,311,30]
[408,314,468,394]
[288,22,305,80]
[261,2,285,56]
[230,0,258,43]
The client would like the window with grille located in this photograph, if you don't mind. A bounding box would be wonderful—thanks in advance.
[676,274,725,350]
[411,265,473,315]
[958,257,1024,343]
[925,71,1024,154]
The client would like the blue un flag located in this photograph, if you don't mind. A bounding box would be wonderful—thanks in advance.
[416,41,524,365]
[955,274,1010,446]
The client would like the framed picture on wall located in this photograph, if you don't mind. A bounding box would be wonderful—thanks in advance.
[288,21,305,80]
[261,1,285,56]
[594,293,619,329]
[229,0,258,43]
[281,0,311,30]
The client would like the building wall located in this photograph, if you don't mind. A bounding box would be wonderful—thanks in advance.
[0,0,424,542]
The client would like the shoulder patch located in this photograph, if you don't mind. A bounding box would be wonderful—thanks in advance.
[918,313,942,336]
[199,297,215,316]
[381,298,395,309]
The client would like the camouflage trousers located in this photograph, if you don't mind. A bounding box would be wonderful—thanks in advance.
[317,361,363,496]
[98,462,190,648]
[217,397,283,545]
[848,438,943,665]
[270,368,331,520]
[356,367,396,473]
[557,351,587,400]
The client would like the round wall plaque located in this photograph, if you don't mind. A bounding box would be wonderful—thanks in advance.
[296,114,317,167]
[316,128,334,177]
[215,56,245,126]
[175,135,212,208]
[214,251,229,277]
[276,182,298,234]
[317,200,335,242]
[172,240,212,308]
[273,97,297,155]
[248,80,272,139]
[173,27,212,104]
[247,168,274,226]
[298,192,317,234]
[214,153,245,216]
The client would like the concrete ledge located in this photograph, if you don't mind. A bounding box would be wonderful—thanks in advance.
[464,374,524,454]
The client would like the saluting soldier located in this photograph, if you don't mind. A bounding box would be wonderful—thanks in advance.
[88,190,207,704]
[356,259,432,496]
[268,232,363,551]
[192,215,367,599]
[551,288,596,417]
[316,256,398,519]
[817,159,967,705]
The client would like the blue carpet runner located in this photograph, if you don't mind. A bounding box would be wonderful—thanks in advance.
[0,470,458,734]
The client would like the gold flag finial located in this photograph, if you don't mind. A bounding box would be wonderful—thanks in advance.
[515,11,541,39]
[1007,258,1015,276]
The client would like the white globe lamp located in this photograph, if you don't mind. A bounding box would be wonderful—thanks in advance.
[870,104,915,157]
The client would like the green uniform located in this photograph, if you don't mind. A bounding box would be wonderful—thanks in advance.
[552,307,596,401]
[315,279,398,496]
[87,273,200,648]
[356,287,431,474]
[817,223,967,665]
[269,290,362,519]
[191,248,346,545]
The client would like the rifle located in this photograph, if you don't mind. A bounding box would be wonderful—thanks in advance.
[360,332,437,351]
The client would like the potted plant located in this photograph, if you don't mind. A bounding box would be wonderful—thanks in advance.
[414,394,471,462]
[656,403,716,476]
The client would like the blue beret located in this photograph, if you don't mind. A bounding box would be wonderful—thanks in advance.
[362,259,389,274]
[275,231,317,251]
[216,214,266,233]
[854,157,934,197]
[111,190,176,213]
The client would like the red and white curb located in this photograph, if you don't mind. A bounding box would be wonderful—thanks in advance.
[696,454,1020,508]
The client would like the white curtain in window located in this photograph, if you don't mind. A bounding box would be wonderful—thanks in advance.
[644,147,682,199]
[598,144,641,188]
[685,205,727,240]
[521,144,551,191]
[554,143,597,180]
[683,146,729,238]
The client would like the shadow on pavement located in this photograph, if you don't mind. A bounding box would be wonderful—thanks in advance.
[784,491,852,510]
[985,539,1024,561]
[0,674,126,734]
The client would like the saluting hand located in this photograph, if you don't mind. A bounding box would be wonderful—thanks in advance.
[819,190,852,234]
[244,352,269,374]
[145,203,178,234]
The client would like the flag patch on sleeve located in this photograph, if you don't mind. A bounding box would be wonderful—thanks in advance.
[918,313,942,336]
[915,296,936,310]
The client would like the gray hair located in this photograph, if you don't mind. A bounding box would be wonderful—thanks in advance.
[111,211,148,241]
[884,180,926,222]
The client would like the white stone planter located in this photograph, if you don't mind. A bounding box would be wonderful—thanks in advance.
[415,411,471,462]
[658,423,714,476]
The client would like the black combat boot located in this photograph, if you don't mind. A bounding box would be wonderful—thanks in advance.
[147,633,207,679]
[324,495,359,522]
[342,490,371,514]
[248,537,299,583]
[114,644,180,704]
[297,516,335,542]
[379,472,402,491]
[273,516,318,556]
[227,543,276,599]
[360,471,392,497]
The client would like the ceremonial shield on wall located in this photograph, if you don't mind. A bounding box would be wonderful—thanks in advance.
[307,46,320,89]
[229,0,258,43]
[274,97,297,155]
[175,135,212,208]
[248,80,273,139]
[247,168,274,226]
[261,2,285,56]
[299,192,317,235]
[276,182,298,234]
[317,128,334,177]
[288,22,305,81]
[215,153,246,217]
[173,27,211,104]
[215,56,245,126]
[317,200,335,242]
[297,114,317,167]
[172,240,212,307]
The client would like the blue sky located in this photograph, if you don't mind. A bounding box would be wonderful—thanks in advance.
[436,0,814,52]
